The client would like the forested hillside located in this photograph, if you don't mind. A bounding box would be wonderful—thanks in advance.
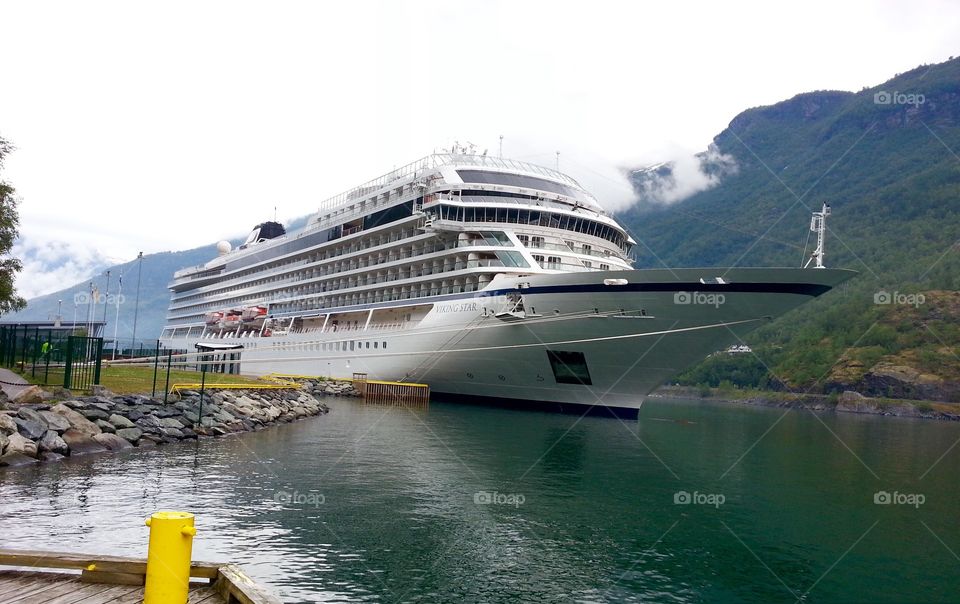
[620,57,960,399]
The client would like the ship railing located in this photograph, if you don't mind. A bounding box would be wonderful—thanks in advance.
[305,153,584,226]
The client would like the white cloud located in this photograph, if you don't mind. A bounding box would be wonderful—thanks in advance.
[12,237,120,299]
[632,146,739,206]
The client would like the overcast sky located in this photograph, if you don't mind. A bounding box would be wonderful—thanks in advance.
[2,0,958,298]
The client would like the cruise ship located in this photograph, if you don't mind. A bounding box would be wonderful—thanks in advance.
[160,148,854,415]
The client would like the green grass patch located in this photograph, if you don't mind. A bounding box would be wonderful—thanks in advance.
[98,366,264,395]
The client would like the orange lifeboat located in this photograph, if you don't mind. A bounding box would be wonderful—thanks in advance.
[204,311,224,326]
[241,306,268,323]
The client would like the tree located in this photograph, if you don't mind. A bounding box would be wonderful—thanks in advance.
[0,135,25,315]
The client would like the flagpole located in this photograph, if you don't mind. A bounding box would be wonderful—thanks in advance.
[111,271,123,361]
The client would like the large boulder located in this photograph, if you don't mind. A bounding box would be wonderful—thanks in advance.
[94,419,116,434]
[0,451,38,467]
[0,412,17,435]
[50,404,101,436]
[109,414,136,429]
[11,385,45,405]
[38,410,71,432]
[14,417,47,440]
[159,417,185,429]
[0,431,8,455]
[61,428,108,455]
[6,432,38,457]
[115,427,143,444]
[93,432,134,451]
[81,408,111,422]
[38,430,69,455]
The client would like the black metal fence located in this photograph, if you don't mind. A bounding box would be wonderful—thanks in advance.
[0,325,103,390]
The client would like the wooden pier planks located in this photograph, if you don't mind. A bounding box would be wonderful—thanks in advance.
[0,548,281,604]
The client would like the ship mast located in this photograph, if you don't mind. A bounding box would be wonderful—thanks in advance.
[804,202,831,269]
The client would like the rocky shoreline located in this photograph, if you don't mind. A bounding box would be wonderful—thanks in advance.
[0,379,360,468]
[650,386,960,421]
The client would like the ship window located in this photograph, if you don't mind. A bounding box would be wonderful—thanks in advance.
[600,263,610,270]
[456,170,579,198]
[517,234,529,246]
[496,251,529,268]
[546,350,593,385]
[383,341,387,349]
[365,341,370,349]
[374,341,378,349]
[350,341,355,351]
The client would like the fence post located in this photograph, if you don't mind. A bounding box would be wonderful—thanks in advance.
[94,338,104,385]
[64,336,75,389]
[163,350,173,403]
[152,340,160,397]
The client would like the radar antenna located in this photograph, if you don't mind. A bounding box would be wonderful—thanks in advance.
[804,202,831,269]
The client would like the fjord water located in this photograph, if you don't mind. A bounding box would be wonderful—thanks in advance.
[2,398,959,603]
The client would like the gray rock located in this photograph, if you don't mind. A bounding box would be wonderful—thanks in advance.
[160,427,184,438]
[182,411,200,424]
[137,415,161,429]
[126,409,144,422]
[81,408,111,422]
[0,431,7,455]
[50,404,101,436]
[12,385,45,405]
[14,417,47,440]
[179,427,197,439]
[116,427,143,443]
[62,428,109,455]
[39,451,66,462]
[94,419,116,434]
[0,412,17,435]
[93,432,134,451]
[38,430,69,455]
[140,434,164,445]
[6,432,38,457]
[38,410,71,432]
[90,385,116,398]
[0,451,39,466]
[159,417,185,429]
[17,406,48,426]
[108,414,136,429]
[63,399,89,410]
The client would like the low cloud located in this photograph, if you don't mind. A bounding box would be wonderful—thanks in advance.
[631,145,738,206]
[12,237,120,299]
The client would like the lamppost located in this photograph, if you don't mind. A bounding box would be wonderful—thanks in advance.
[131,252,143,351]
[101,270,111,324]
[56,299,62,327]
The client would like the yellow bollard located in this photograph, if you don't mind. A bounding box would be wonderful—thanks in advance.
[144,511,197,604]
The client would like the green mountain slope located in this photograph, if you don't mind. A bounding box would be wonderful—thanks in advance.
[620,57,960,399]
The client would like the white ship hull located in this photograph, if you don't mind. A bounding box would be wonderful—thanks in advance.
[162,267,854,415]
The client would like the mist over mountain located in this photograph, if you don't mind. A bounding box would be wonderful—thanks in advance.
[618,56,960,395]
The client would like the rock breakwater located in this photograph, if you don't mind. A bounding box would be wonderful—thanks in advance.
[0,378,358,468]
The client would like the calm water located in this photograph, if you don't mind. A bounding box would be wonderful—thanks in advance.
[2,397,959,603]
